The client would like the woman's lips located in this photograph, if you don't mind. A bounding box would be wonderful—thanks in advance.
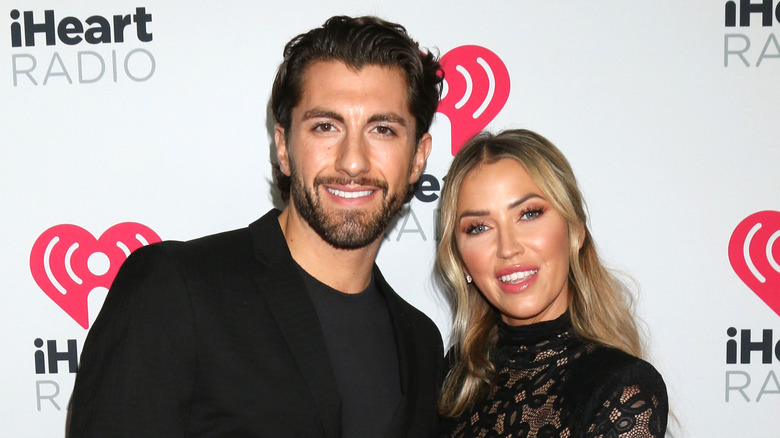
[495,265,538,294]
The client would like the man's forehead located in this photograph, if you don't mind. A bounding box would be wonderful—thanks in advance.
[295,60,411,110]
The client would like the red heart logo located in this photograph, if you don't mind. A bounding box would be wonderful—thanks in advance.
[728,211,780,318]
[437,45,511,156]
[30,223,161,329]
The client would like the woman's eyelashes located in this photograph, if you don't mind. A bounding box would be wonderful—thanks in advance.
[461,206,547,235]
[519,206,545,221]
[465,222,490,235]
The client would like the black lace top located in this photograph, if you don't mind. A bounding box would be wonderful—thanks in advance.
[441,313,668,437]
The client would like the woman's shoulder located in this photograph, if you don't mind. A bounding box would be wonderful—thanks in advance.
[565,344,668,436]
[566,344,667,408]
[582,345,666,388]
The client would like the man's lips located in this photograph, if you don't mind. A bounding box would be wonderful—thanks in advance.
[315,177,388,200]
[326,187,375,199]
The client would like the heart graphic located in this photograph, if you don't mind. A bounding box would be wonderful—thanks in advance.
[437,45,511,156]
[30,223,161,329]
[728,210,780,318]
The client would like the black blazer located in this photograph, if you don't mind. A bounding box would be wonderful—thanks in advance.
[68,209,444,437]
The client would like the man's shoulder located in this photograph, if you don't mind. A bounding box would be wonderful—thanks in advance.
[128,227,251,274]
[160,226,250,255]
[137,209,283,264]
[107,211,288,311]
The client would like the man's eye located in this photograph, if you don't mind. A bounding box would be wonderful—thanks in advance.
[374,125,395,136]
[314,123,334,132]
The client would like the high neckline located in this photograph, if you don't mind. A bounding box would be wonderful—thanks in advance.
[494,311,581,368]
[497,311,573,347]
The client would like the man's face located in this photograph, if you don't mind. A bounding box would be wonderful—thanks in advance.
[275,60,431,249]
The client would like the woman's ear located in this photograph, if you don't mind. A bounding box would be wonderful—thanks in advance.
[462,267,473,284]
[569,222,586,254]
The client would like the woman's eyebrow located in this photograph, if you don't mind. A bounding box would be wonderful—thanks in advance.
[458,194,542,221]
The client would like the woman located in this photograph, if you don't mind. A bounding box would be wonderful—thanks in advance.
[437,129,668,437]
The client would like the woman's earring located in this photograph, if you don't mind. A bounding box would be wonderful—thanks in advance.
[465,274,472,284]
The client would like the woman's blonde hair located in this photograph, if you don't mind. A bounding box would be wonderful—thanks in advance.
[437,129,643,417]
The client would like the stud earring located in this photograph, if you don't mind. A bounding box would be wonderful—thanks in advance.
[465,274,472,284]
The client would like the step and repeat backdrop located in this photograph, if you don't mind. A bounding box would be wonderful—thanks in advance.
[3,1,779,436]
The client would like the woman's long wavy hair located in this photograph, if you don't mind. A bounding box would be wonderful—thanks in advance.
[437,129,644,417]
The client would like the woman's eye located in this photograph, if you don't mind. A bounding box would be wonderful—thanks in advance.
[520,209,543,221]
[466,224,489,235]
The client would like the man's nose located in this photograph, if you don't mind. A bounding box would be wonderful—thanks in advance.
[335,132,370,177]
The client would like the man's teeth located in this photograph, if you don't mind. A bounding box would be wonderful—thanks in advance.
[327,188,374,199]
[498,270,538,283]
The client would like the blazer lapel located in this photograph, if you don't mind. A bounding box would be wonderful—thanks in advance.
[248,210,341,438]
[374,266,418,438]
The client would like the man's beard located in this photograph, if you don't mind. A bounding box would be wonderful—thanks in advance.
[290,167,405,250]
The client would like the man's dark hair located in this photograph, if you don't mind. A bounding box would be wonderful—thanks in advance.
[271,15,443,202]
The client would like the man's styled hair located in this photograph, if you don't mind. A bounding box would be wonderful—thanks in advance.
[270,15,443,202]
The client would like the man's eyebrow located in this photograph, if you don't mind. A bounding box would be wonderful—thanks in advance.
[367,113,407,126]
[302,108,344,123]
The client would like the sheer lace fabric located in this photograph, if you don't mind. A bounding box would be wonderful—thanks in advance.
[441,313,667,437]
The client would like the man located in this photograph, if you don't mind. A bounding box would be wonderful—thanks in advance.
[67,16,444,437]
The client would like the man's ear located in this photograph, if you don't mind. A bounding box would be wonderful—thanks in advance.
[274,124,291,176]
[409,133,432,184]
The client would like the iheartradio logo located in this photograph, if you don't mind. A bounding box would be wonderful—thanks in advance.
[438,45,511,155]
[729,211,780,318]
[30,223,161,329]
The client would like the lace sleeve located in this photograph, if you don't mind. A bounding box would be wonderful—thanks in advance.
[585,362,668,438]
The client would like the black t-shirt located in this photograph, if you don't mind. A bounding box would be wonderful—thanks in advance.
[298,265,402,438]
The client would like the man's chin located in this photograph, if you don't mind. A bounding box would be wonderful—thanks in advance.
[316,216,385,250]
[291,182,403,250]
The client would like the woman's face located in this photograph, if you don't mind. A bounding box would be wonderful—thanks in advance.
[455,158,574,326]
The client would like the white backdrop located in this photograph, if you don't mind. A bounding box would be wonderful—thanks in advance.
[3,1,780,436]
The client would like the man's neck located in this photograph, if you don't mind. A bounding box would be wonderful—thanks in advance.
[277,206,381,294]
